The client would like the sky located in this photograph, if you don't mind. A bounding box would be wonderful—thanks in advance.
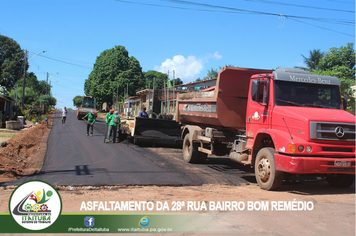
[0,0,354,109]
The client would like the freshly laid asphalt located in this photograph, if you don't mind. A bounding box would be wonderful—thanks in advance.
[1,110,193,187]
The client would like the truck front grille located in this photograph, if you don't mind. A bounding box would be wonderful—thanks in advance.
[310,122,355,141]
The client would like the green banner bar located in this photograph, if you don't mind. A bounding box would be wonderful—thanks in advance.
[0,213,208,233]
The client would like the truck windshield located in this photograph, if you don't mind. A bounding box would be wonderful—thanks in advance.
[82,97,94,108]
[274,81,342,109]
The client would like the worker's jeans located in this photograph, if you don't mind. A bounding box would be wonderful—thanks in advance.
[87,123,93,135]
[107,125,117,142]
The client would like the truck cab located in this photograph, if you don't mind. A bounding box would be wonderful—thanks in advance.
[247,68,355,189]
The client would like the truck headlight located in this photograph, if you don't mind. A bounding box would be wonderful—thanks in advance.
[298,145,304,152]
[306,146,312,153]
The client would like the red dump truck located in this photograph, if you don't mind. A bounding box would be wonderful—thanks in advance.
[177,67,355,190]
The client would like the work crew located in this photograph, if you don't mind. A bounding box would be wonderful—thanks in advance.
[106,111,121,143]
[83,110,96,136]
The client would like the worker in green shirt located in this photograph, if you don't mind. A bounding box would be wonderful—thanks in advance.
[106,111,120,143]
[83,110,96,136]
[104,109,114,142]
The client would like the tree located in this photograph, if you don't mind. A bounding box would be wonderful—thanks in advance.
[319,43,354,71]
[301,49,324,71]
[38,95,57,108]
[313,43,355,113]
[84,45,144,106]
[9,86,38,105]
[9,72,50,106]
[204,68,219,80]
[73,95,83,108]
[171,78,183,86]
[143,70,168,90]
[15,72,48,95]
[0,35,26,91]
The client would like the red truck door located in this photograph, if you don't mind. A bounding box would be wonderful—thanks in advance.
[246,77,271,138]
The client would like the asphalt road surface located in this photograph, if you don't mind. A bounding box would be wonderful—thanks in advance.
[2,111,192,186]
[2,110,253,187]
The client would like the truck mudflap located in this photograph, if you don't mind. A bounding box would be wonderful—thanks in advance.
[274,154,355,174]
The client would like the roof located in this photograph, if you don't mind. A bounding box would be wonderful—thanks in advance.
[177,78,217,87]
[0,94,15,102]
[136,88,154,96]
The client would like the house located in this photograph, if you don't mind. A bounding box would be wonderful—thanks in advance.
[122,78,218,118]
[0,94,16,128]
[124,96,140,117]
[175,78,217,92]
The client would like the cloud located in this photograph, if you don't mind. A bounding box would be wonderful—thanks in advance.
[213,51,222,60]
[154,52,222,82]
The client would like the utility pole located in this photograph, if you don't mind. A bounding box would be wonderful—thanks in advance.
[21,50,28,110]
[173,70,175,113]
[164,76,166,114]
[152,77,155,118]
[46,72,49,95]
[148,82,151,113]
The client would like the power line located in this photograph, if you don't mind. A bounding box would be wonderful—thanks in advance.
[244,0,354,14]
[115,0,354,36]
[290,18,354,37]
[114,0,245,14]
[161,0,354,25]
[324,0,355,4]
[36,54,93,69]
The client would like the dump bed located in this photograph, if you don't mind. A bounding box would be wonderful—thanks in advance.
[177,67,272,130]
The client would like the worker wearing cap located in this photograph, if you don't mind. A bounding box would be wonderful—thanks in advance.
[83,110,96,136]
[104,109,114,141]
[106,111,120,143]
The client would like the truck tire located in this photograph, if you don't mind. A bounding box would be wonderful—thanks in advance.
[198,152,208,164]
[182,135,199,163]
[326,174,355,188]
[254,147,284,190]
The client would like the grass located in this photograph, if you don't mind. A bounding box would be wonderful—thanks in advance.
[0,133,18,139]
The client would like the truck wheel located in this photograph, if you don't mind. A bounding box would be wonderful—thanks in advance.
[254,147,284,190]
[326,174,355,188]
[198,153,208,164]
[182,135,199,163]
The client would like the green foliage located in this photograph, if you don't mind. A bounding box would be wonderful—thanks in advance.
[171,78,183,86]
[84,45,144,106]
[204,68,219,80]
[144,70,168,90]
[38,95,57,107]
[73,95,83,108]
[301,49,324,71]
[312,43,355,113]
[0,35,26,91]
[8,72,51,109]
[9,86,38,105]
[319,43,355,71]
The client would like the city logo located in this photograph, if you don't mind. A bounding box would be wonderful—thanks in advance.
[9,180,62,230]
[84,216,95,227]
[252,111,260,121]
[138,216,150,227]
